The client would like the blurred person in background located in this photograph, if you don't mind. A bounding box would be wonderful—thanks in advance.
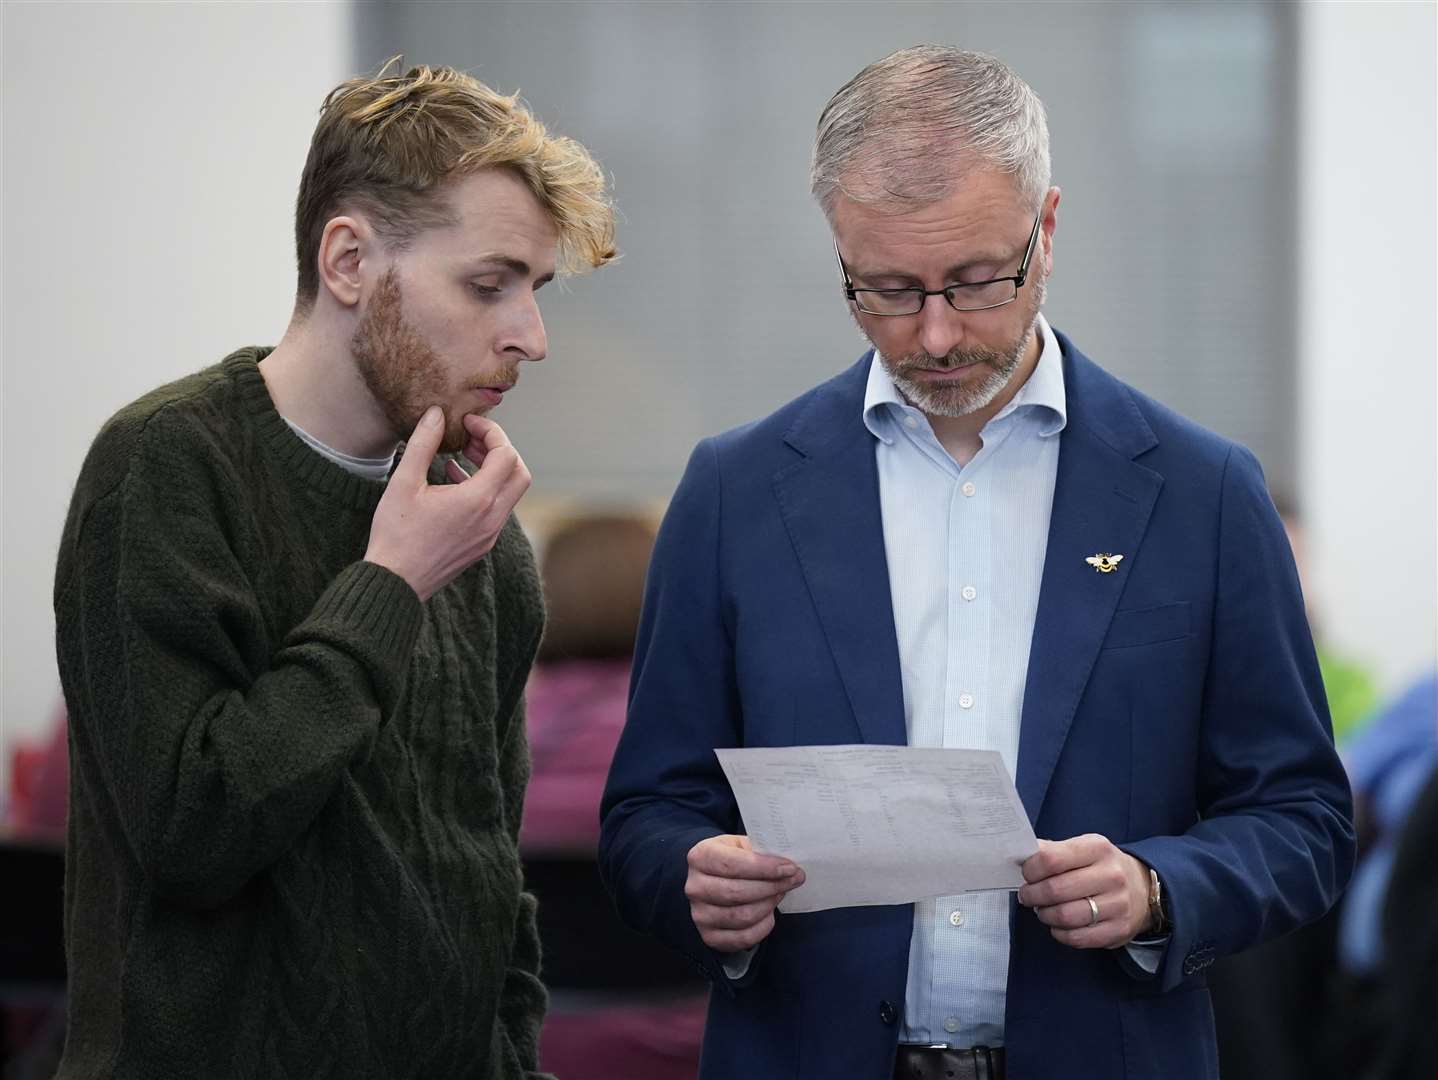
[1369,739,1438,1080]
[51,61,614,1079]
[600,45,1354,1080]
[1207,491,1382,1080]
[521,513,707,1080]
[1329,671,1437,1080]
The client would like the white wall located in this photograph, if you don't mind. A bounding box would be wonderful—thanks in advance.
[1,2,354,793]
[1299,1,1438,693]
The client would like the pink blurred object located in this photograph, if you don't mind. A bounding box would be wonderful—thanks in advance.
[520,659,632,854]
[537,994,707,1080]
[7,705,69,837]
[522,658,707,1079]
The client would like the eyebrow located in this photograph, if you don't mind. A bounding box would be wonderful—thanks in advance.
[470,255,555,285]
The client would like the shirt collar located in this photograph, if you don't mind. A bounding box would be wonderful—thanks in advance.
[862,312,1068,443]
[282,416,396,482]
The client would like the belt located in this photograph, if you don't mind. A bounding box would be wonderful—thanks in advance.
[893,1043,1006,1080]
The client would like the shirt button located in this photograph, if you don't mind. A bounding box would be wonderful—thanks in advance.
[961,481,976,497]
[959,693,974,709]
[904,415,919,430]
[949,909,965,927]
[944,1017,960,1034]
[961,585,977,601]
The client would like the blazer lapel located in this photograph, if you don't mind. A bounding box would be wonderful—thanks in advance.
[772,354,908,748]
[1015,341,1164,822]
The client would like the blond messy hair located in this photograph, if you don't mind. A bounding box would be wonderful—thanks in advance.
[294,59,616,312]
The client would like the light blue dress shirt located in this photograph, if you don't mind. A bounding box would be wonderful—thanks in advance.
[864,316,1066,1047]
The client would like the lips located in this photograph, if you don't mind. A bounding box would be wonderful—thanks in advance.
[472,383,514,408]
[907,363,983,377]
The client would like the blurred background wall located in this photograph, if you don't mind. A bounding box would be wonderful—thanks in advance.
[1299,1,1437,697]
[2,0,1434,794]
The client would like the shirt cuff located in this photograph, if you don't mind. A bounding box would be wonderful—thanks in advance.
[720,945,758,980]
[1124,934,1171,976]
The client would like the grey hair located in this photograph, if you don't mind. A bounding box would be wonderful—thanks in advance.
[811,45,1051,216]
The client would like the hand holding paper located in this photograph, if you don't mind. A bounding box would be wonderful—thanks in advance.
[715,745,1039,914]
[685,834,805,952]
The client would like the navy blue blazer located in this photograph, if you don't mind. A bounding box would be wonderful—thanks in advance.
[599,334,1354,1080]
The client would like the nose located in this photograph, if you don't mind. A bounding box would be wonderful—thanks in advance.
[504,291,548,363]
[915,291,968,359]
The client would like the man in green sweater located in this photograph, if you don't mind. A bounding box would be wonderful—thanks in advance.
[52,63,615,1079]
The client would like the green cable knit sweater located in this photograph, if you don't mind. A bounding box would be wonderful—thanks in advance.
[53,348,549,1080]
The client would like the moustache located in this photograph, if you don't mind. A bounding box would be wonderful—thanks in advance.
[892,346,1004,374]
[468,367,521,392]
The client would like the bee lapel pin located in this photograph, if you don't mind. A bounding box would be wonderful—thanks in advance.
[1085,553,1124,574]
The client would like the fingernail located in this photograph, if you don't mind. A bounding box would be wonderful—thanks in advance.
[424,406,442,428]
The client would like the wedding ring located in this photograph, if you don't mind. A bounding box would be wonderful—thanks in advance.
[1086,896,1100,926]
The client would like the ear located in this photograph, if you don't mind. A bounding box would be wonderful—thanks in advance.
[1040,187,1061,275]
[317,215,369,309]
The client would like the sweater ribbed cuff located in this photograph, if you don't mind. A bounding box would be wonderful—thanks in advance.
[306,561,425,714]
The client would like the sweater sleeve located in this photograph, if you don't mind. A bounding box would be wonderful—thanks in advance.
[495,698,551,1079]
[490,538,551,1079]
[54,439,423,911]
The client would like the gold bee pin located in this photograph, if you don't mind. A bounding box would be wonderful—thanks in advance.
[1085,553,1124,574]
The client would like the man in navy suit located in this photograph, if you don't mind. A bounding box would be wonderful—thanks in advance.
[599,45,1353,1080]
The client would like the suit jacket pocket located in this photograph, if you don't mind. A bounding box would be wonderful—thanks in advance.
[1103,601,1191,650]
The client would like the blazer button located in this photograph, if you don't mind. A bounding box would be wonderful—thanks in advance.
[879,1000,898,1026]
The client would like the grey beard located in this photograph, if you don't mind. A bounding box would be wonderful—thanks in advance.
[890,350,1022,418]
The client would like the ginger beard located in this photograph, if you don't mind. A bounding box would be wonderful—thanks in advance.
[875,271,1047,419]
[351,268,517,453]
